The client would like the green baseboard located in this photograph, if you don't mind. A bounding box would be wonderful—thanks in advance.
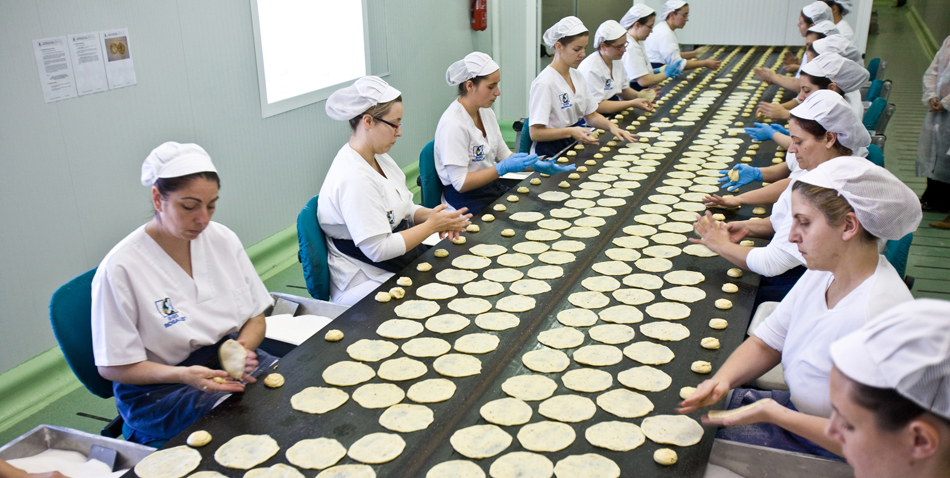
[907,6,939,59]
[246,224,300,283]
[0,348,81,434]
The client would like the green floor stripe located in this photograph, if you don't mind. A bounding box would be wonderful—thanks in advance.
[0,348,81,434]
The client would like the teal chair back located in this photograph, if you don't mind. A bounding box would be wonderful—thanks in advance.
[49,268,115,399]
[297,195,331,301]
[865,144,884,167]
[863,97,886,131]
[518,118,533,153]
[866,58,880,82]
[884,232,913,279]
[866,79,883,103]
[419,140,443,209]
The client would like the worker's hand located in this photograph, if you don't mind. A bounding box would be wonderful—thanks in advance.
[704,58,722,70]
[756,102,790,120]
[426,205,472,235]
[677,377,730,414]
[703,398,778,427]
[929,97,946,112]
[664,60,685,79]
[703,194,742,209]
[632,98,654,112]
[182,365,246,393]
[753,67,775,84]
[533,159,576,175]
[744,122,776,142]
[569,127,599,145]
[28,472,68,478]
[494,153,539,176]
[234,339,259,383]
[690,212,736,252]
[610,127,637,144]
[718,165,763,192]
[770,123,790,136]
[782,51,797,66]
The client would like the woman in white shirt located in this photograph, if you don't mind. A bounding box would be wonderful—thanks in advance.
[680,156,921,458]
[822,0,856,46]
[620,4,684,91]
[528,16,636,157]
[435,53,574,214]
[92,142,277,444]
[319,76,471,305]
[756,20,839,119]
[756,1,832,91]
[577,20,655,115]
[827,299,950,478]
[643,1,721,72]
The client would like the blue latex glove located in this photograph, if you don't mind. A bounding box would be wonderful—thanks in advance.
[653,67,662,74]
[744,122,775,142]
[717,165,763,191]
[770,123,789,136]
[495,153,538,176]
[664,59,685,79]
[533,159,577,175]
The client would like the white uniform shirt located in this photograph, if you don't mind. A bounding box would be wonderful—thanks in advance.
[91,222,272,367]
[622,35,654,83]
[318,144,423,291]
[755,255,912,418]
[643,21,682,66]
[528,66,599,153]
[845,89,863,122]
[835,19,856,47]
[578,51,629,102]
[745,179,807,276]
[434,99,512,195]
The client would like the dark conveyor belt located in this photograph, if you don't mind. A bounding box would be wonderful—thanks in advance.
[139,45,802,478]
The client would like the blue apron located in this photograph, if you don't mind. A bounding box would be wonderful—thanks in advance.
[442,180,509,215]
[629,81,645,91]
[332,219,428,273]
[533,120,586,158]
[651,61,664,69]
[115,334,278,445]
[752,265,807,311]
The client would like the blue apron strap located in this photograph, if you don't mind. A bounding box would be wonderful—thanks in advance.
[442,180,509,215]
[607,94,621,101]
[331,219,428,273]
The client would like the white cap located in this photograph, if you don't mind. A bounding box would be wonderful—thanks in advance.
[325,76,401,121]
[594,20,627,48]
[795,156,922,240]
[620,4,655,29]
[829,0,853,14]
[832,299,950,421]
[141,142,217,187]
[801,53,869,93]
[790,89,870,152]
[807,19,840,36]
[543,16,588,48]
[658,0,687,22]
[802,1,832,23]
[812,34,861,62]
[446,52,499,86]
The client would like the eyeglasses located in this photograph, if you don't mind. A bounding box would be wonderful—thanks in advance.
[608,41,629,50]
[373,116,402,131]
[676,11,689,18]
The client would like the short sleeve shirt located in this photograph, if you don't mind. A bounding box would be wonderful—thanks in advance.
[622,35,654,81]
[578,51,629,102]
[434,99,512,186]
[528,66,599,130]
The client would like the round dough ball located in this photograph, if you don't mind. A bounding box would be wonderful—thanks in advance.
[679,386,697,400]
[389,287,405,299]
[709,318,729,329]
[187,430,212,447]
[701,337,721,350]
[375,292,392,302]
[691,360,713,374]
[654,448,678,465]
[726,268,743,278]
[715,298,733,310]
[263,373,284,388]
[722,283,739,293]
[417,262,433,272]
[396,277,412,287]
[325,330,344,342]
[434,249,449,258]
[501,229,515,237]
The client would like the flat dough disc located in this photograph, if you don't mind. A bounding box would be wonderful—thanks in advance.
[539,394,597,422]
[215,435,280,469]
[454,333,500,354]
[394,300,441,320]
[453,255,494,270]
[402,337,451,357]
[604,248,641,262]
[526,229,562,241]
[510,211,545,222]
[480,398,533,426]
[433,353,482,377]
[641,204,673,215]
[582,276,621,292]
[554,454,621,478]
[640,322,690,341]
[448,297,493,315]
[569,291,610,309]
[598,305,644,324]
[612,288,655,306]
[664,270,706,285]
[557,308,599,327]
[645,302,692,320]
[641,415,705,446]
[528,265,564,280]
[377,357,428,381]
[464,280,506,297]
[511,279,552,295]
[684,244,718,257]
[291,387,349,414]
[538,251,575,265]
[244,464,303,478]
[623,341,675,365]
[635,213,668,225]
[642,245,682,259]
[592,261,633,276]
[489,452,554,478]
[286,439,347,470]
[347,433,405,464]
[470,244,508,257]
[425,314,471,334]
[550,208,582,219]
[450,425,512,459]
[379,403,434,432]
[622,274,664,289]
[585,422,647,452]
[437,269,479,284]
[314,465,374,478]
[416,283,460,300]
[483,268,524,282]
[612,236,649,249]
[623,225,657,236]
[561,368,613,393]
[589,324,635,344]
[538,327,585,349]
[502,375,558,401]
[497,253,534,268]
[596,389,654,418]
[495,295,536,313]
[573,345,623,366]
[347,339,398,362]
[564,227,600,238]
[377,319,424,339]
[539,219,572,231]
[513,242,550,254]
[476,312,520,331]
[407,378,456,403]
[426,461,485,478]
[618,366,673,392]
[661,286,707,303]
[323,361,375,386]
[565,199,595,209]
[523,348,570,373]
[517,421,576,453]
[538,191,570,202]
[552,240,585,252]
[635,258,673,272]
[135,446,201,478]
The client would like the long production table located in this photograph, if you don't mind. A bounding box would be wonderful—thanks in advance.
[148,45,804,478]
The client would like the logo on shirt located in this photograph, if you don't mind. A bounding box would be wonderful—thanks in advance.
[558,93,572,109]
[155,298,186,328]
[605,79,613,91]
[472,145,486,162]
[386,210,395,225]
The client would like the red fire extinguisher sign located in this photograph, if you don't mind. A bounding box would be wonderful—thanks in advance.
[471,0,487,31]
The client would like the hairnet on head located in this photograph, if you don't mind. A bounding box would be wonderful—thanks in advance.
[807,20,839,36]
[325,76,401,121]
[594,20,627,48]
[812,35,861,62]
[141,142,217,187]
[620,4,655,29]
[801,53,869,93]
[831,299,950,421]
[446,52,499,87]
[791,89,870,151]
[829,0,853,14]
[658,0,687,21]
[795,156,922,240]
[542,16,588,48]
[802,1,832,23]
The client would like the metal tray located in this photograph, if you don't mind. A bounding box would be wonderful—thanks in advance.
[0,425,154,470]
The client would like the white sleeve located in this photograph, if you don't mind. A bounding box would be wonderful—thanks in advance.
[580,65,608,103]
[336,177,395,244]
[528,79,553,127]
[356,231,408,263]
[658,31,683,65]
[745,244,803,277]
[623,47,653,81]
[444,163,472,191]
[91,265,147,366]
[922,51,939,104]
[486,109,513,160]
[753,282,804,352]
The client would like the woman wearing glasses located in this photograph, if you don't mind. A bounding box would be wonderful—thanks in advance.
[643,1,721,72]
[319,76,472,305]
[577,20,655,114]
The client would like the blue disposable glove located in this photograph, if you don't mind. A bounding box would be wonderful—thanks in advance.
[770,123,789,136]
[744,122,775,142]
[654,67,662,74]
[494,153,538,176]
[533,159,577,175]
[717,165,763,191]
[664,59,685,79]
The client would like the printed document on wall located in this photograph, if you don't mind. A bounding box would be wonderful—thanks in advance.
[100,28,137,89]
[32,36,78,103]
[68,32,108,95]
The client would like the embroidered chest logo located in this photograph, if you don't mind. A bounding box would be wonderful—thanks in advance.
[559,93,572,109]
[155,298,186,328]
[386,210,395,225]
[472,145,486,162]
[604,78,613,90]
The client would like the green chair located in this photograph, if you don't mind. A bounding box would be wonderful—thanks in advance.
[418,140,443,209]
[866,79,883,102]
[297,195,331,301]
[884,232,915,289]
[866,58,880,82]
[863,97,886,131]
[865,144,884,168]
[517,118,532,154]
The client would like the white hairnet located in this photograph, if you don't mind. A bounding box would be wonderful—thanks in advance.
[830,0,853,14]
[658,0,687,22]
[832,299,950,421]
[446,52,500,86]
[812,34,861,62]
[802,1,832,23]
[141,142,217,187]
[801,53,869,93]
[807,20,839,37]
[594,20,627,48]
[620,4,655,29]
[325,76,401,121]
[795,156,922,240]
[542,16,588,48]
[791,89,871,151]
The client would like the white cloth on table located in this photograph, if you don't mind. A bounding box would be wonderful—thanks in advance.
[578,51,629,103]
[434,99,511,194]
[643,20,681,66]
[622,35,655,82]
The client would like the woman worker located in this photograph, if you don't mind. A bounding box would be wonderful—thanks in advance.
[528,16,637,157]
[680,155,921,458]
[92,142,277,444]
[826,299,950,478]
[643,1,721,72]
[435,52,574,214]
[577,20,656,114]
[822,0,856,47]
[320,76,472,304]
[620,4,685,91]
[917,35,950,224]
[777,1,833,76]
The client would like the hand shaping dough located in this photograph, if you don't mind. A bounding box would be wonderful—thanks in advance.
[219,339,247,379]
[707,398,774,420]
